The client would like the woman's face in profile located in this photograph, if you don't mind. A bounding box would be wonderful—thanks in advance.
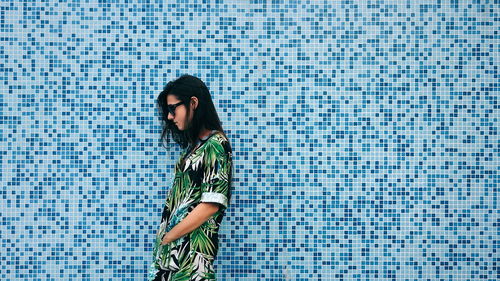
[166,94,196,131]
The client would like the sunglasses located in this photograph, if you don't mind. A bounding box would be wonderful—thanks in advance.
[167,101,184,116]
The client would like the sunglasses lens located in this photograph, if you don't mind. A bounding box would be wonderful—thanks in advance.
[167,102,182,116]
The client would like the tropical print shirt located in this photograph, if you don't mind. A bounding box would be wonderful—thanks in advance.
[148,130,233,281]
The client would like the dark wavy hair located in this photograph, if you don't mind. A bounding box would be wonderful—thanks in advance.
[156,74,229,150]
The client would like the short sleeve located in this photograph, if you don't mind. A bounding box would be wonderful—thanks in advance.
[200,138,232,210]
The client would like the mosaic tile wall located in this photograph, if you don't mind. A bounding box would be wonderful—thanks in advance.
[0,1,498,280]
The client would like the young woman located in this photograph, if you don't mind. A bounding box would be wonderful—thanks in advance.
[148,74,233,281]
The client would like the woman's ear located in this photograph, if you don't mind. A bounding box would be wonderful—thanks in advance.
[191,96,199,110]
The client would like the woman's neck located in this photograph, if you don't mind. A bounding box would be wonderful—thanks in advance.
[188,128,213,147]
[198,128,212,140]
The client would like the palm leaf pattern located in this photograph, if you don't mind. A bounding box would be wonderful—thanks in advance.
[148,132,232,281]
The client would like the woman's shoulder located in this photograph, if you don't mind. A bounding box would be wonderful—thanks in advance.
[211,131,228,143]
[210,131,229,145]
[205,131,232,154]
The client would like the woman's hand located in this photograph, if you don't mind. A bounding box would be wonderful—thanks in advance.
[159,202,220,246]
[160,232,173,246]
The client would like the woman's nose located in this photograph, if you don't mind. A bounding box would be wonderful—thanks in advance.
[167,112,174,120]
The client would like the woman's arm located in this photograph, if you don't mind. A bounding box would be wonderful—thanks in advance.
[161,202,220,245]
